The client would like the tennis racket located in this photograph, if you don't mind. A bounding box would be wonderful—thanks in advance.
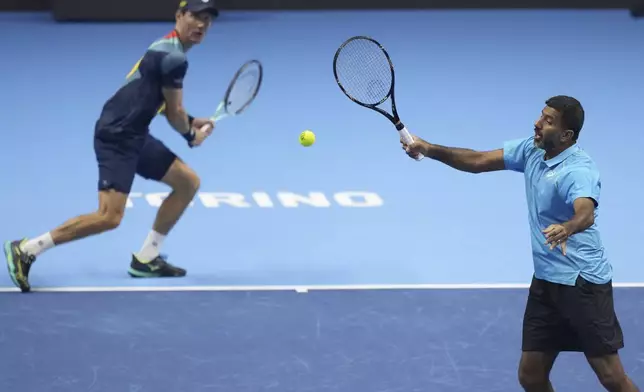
[333,36,424,160]
[199,59,263,132]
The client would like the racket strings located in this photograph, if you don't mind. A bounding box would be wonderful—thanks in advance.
[227,64,261,114]
[335,39,393,106]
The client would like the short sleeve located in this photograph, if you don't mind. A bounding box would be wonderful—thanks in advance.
[503,137,533,173]
[557,168,601,207]
[160,51,188,89]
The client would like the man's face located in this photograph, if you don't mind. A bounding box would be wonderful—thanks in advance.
[176,10,213,45]
[533,106,572,150]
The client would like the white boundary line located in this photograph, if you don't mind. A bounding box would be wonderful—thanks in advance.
[1,282,644,293]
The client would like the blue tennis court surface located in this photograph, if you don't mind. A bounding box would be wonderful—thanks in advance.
[1,9,643,391]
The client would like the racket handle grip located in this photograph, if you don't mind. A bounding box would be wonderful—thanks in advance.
[398,126,424,161]
[199,118,217,133]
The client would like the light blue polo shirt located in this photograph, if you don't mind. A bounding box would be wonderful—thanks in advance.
[503,136,611,286]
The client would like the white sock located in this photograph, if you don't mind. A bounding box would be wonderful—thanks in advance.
[20,232,55,257]
[136,230,166,263]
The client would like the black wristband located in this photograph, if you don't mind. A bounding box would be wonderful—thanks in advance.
[183,114,196,143]
[182,129,196,143]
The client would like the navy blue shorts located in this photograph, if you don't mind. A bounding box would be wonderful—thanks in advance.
[94,131,177,194]
[522,275,624,357]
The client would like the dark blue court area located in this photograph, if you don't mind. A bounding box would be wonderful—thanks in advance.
[2,9,644,392]
[2,288,644,391]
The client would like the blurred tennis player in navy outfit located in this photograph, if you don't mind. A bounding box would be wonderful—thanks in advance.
[402,96,639,392]
[4,0,220,292]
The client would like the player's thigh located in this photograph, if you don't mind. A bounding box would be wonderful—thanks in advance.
[136,134,180,183]
[136,134,200,192]
[97,189,130,226]
[562,276,624,357]
[519,351,559,383]
[522,276,579,353]
[519,278,566,381]
[160,158,200,193]
[94,133,140,196]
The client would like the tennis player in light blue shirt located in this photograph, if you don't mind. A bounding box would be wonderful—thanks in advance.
[503,134,611,286]
[400,95,638,392]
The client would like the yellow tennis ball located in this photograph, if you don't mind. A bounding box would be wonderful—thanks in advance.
[299,130,315,147]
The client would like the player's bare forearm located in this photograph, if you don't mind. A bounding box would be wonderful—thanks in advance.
[562,197,596,235]
[419,141,505,173]
[161,88,191,135]
[166,109,191,135]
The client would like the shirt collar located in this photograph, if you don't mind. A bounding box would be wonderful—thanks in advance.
[165,30,186,52]
[543,143,579,168]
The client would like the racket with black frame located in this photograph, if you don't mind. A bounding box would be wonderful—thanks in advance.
[333,36,423,160]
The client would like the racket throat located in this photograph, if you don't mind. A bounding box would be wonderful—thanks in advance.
[394,121,405,131]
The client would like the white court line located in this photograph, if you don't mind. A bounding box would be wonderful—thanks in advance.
[0,282,644,293]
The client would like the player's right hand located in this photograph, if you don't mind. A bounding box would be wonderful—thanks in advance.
[191,128,210,147]
[400,134,427,158]
[193,117,215,133]
[190,118,214,147]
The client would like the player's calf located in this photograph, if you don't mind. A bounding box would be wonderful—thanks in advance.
[128,159,197,279]
[48,190,128,245]
[149,159,200,237]
[587,354,640,392]
[3,190,129,292]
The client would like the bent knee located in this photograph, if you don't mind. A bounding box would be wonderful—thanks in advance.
[97,190,127,231]
[99,210,123,231]
[518,355,555,389]
[184,169,200,193]
[170,164,201,195]
[519,367,550,389]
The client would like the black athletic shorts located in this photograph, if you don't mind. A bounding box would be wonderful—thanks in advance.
[522,275,624,357]
[94,130,177,194]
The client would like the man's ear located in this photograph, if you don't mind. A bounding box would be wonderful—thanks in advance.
[561,129,574,142]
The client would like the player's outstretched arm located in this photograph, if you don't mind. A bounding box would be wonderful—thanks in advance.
[401,136,505,173]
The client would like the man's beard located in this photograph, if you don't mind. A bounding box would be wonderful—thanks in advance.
[535,136,557,157]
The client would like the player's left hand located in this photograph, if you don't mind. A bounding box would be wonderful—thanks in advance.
[542,224,570,255]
